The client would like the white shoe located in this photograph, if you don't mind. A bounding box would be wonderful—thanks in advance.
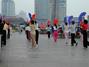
[35,45,38,48]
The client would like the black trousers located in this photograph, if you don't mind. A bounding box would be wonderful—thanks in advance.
[82,30,88,48]
[25,30,29,40]
[47,31,50,39]
[7,29,10,39]
[1,30,6,47]
[71,33,76,46]
[35,30,39,44]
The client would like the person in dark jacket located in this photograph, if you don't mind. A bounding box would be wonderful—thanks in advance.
[1,20,5,47]
[1,20,8,47]
[0,19,3,34]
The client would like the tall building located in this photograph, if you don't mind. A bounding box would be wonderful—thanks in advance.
[35,0,66,24]
[35,0,50,23]
[1,0,15,16]
[49,0,66,23]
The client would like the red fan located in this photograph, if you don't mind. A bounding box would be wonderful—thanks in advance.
[32,14,36,20]
[47,19,50,25]
[53,18,58,25]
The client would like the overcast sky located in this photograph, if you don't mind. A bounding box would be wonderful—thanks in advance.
[67,0,89,17]
[0,0,89,17]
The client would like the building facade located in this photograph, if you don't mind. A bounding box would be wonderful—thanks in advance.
[49,0,66,23]
[2,0,15,16]
[35,0,50,23]
[35,0,66,24]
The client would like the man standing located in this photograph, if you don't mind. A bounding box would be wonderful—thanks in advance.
[81,20,89,48]
[1,20,8,47]
[47,25,51,39]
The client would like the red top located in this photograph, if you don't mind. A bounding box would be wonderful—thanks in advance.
[47,19,50,25]
[81,23,88,30]
[53,18,58,25]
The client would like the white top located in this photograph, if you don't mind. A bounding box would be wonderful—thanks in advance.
[35,23,39,30]
[30,24,36,35]
[3,23,8,31]
[64,25,69,32]
[25,26,31,31]
[70,24,76,33]
[53,26,57,30]
[47,27,51,31]
[3,23,8,34]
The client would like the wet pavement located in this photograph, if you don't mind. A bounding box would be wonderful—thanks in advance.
[0,32,89,67]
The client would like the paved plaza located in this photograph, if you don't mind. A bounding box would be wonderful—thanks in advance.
[0,32,89,67]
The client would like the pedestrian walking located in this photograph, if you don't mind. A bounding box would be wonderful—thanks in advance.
[70,21,78,46]
[64,22,69,44]
[1,20,8,47]
[47,25,51,39]
[51,25,54,37]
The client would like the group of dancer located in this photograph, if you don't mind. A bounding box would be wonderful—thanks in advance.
[64,19,89,48]
[64,21,78,46]
[25,14,89,49]
[46,19,89,49]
